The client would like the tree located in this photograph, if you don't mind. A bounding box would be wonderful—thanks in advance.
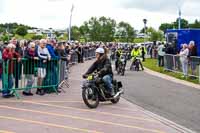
[80,16,116,42]
[159,23,173,32]
[173,18,189,29]
[1,35,9,42]
[54,31,62,37]
[15,26,28,37]
[87,17,102,41]
[71,26,81,41]
[146,27,163,41]
[189,19,200,28]
[159,18,189,32]
[117,21,135,42]
[79,22,89,41]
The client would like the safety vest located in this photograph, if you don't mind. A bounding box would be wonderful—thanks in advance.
[131,49,140,57]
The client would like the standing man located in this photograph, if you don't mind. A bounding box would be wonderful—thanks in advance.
[45,39,59,93]
[157,42,165,67]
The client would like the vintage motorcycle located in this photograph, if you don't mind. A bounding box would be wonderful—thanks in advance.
[81,72,124,109]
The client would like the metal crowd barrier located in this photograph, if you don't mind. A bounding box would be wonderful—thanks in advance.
[83,48,96,60]
[69,50,78,65]
[0,48,97,98]
[0,58,60,98]
[164,54,200,82]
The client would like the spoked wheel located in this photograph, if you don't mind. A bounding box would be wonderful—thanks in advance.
[82,87,99,109]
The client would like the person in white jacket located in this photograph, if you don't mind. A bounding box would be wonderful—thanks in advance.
[179,44,189,78]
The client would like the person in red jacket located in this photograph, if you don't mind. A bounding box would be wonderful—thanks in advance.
[2,43,21,98]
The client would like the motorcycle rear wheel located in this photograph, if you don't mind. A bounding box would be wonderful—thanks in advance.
[111,96,120,104]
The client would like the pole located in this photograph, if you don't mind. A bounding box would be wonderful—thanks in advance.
[68,4,74,43]
[178,8,181,29]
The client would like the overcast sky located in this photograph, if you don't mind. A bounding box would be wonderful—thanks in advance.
[0,0,200,30]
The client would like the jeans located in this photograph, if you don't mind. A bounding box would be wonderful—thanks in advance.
[102,75,113,93]
[25,75,34,92]
[181,60,188,76]
[2,74,13,94]
[158,55,164,67]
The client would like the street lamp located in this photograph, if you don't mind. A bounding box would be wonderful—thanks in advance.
[143,19,147,42]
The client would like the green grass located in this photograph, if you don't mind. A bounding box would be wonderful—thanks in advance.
[143,58,199,84]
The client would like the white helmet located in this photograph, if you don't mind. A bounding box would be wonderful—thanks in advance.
[95,48,104,54]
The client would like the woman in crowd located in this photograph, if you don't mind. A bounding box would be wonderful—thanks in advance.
[2,43,21,98]
[179,44,189,78]
[23,42,38,96]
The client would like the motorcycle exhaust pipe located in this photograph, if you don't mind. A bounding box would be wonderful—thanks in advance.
[114,89,124,99]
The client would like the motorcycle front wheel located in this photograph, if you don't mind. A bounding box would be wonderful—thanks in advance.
[82,87,99,109]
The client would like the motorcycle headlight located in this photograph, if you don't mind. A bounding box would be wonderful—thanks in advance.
[87,75,93,80]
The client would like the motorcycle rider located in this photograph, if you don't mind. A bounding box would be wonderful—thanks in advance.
[130,46,144,70]
[83,47,115,96]
[119,49,127,68]
[115,47,122,70]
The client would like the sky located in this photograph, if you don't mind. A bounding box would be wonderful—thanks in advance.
[0,0,200,30]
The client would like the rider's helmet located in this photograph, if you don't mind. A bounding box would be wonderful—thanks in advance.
[95,47,105,54]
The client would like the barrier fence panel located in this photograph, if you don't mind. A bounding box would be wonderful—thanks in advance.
[0,48,96,99]
[1,58,60,98]
[164,54,200,82]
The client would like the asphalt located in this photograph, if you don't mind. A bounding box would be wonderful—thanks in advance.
[115,61,200,133]
[0,60,196,133]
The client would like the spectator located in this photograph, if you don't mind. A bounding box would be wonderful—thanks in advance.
[188,41,198,78]
[37,39,51,95]
[165,43,174,70]
[12,38,24,88]
[157,42,165,67]
[56,43,69,61]
[45,39,59,93]
[78,44,84,63]
[23,42,38,96]
[179,44,189,78]
[56,43,70,83]
[140,46,146,62]
[0,48,2,79]
[2,43,21,98]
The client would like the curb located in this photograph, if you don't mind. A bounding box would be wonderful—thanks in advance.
[144,67,200,90]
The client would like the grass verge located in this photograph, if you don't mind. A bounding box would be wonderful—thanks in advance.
[142,58,199,84]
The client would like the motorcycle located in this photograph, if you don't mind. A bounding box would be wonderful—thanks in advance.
[117,54,126,76]
[130,57,142,71]
[81,73,124,109]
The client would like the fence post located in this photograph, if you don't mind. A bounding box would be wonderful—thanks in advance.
[199,65,200,84]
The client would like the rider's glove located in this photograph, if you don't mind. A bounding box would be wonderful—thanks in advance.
[82,74,88,79]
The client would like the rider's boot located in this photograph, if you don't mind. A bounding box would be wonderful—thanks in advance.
[110,87,115,97]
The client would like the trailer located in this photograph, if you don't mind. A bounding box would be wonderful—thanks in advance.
[166,29,200,56]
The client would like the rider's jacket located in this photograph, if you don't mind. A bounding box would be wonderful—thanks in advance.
[131,49,141,58]
[116,49,122,59]
[84,56,113,77]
